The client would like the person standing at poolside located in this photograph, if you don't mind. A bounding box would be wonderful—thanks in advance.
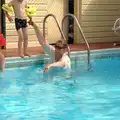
[0,53,5,72]
[28,19,71,72]
[3,0,30,58]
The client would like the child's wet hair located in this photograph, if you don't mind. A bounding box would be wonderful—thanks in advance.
[55,39,68,49]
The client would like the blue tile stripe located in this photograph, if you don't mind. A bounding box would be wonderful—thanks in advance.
[5,48,120,68]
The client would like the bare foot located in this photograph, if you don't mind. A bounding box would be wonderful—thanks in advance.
[19,54,24,58]
[24,52,31,57]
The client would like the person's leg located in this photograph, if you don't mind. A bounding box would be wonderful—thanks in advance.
[15,18,24,58]
[22,27,30,57]
[0,53,5,72]
[17,29,24,58]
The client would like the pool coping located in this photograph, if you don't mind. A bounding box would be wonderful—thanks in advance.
[6,47,120,59]
[5,48,120,68]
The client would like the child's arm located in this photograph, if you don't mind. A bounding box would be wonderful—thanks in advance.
[3,1,13,22]
[28,19,55,56]
[28,19,49,46]
[0,53,5,72]
[43,61,65,72]
[4,11,13,22]
[25,0,28,8]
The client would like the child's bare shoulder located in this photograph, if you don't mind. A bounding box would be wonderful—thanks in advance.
[8,0,15,6]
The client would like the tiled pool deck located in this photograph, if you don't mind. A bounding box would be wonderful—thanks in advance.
[1,42,120,58]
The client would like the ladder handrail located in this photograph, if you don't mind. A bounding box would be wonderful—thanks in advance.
[43,14,70,57]
[43,14,66,39]
[62,13,91,69]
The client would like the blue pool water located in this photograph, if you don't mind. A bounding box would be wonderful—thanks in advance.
[0,54,120,119]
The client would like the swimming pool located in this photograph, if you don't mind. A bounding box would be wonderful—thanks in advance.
[0,48,120,120]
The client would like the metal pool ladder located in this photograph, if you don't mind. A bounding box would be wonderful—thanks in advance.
[43,14,70,57]
[62,13,91,69]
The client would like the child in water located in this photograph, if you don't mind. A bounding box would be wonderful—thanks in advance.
[28,19,71,72]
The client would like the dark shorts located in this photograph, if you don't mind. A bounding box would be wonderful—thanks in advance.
[15,18,27,31]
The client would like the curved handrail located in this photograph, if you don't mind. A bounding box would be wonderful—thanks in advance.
[43,14,70,57]
[62,13,91,69]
